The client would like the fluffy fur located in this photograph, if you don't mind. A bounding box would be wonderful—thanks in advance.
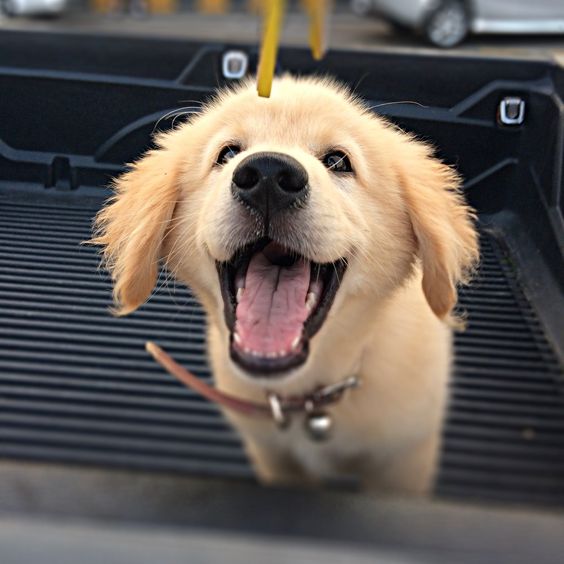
[92,76,479,494]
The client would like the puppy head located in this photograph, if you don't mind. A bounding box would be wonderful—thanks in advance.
[92,76,478,379]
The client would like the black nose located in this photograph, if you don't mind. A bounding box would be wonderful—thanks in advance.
[232,152,309,220]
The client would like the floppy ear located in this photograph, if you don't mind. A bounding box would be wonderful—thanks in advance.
[91,137,181,315]
[398,142,479,320]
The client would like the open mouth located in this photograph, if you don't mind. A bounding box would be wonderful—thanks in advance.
[217,238,347,377]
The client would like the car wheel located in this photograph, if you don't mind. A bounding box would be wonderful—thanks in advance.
[423,0,469,48]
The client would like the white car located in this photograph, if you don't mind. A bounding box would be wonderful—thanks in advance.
[351,0,564,47]
[1,0,67,17]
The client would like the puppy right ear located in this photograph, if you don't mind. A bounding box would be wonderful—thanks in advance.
[396,139,479,320]
[91,136,181,315]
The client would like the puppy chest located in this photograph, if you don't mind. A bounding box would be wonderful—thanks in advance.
[268,416,368,476]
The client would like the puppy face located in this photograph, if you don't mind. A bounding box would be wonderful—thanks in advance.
[93,76,478,380]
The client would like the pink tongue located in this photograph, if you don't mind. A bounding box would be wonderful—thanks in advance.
[235,248,310,356]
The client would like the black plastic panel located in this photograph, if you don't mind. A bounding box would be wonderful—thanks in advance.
[0,32,562,511]
[0,199,252,479]
[441,236,564,505]
[0,197,562,505]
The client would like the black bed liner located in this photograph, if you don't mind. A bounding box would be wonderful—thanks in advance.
[0,31,563,560]
[0,194,562,505]
[0,196,562,505]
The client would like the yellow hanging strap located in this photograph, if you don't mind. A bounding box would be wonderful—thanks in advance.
[257,0,330,98]
[257,0,286,98]
[303,0,330,60]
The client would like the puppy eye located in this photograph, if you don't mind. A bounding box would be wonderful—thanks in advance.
[322,151,353,173]
[216,145,241,166]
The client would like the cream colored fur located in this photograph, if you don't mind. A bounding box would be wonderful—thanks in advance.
[92,76,479,495]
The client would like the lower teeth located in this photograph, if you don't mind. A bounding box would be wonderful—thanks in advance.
[305,291,317,311]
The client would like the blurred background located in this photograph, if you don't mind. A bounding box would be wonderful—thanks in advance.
[1,0,563,62]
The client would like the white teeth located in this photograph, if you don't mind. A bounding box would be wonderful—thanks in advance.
[291,335,301,350]
[308,279,323,296]
[233,332,242,345]
[305,291,317,312]
[239,348,292,359]
[236,287,244,303]
[235,269,246,290]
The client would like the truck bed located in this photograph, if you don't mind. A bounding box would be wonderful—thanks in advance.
[0,30,562,564]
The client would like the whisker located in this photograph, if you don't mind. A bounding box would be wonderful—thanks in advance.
[327,155,347,171]
[176,99,204,105]
[152,107,202,133]
[368,100,428,111]
[331,262,342,286]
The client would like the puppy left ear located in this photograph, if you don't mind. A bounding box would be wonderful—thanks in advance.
[398,141,479,320]
[91,134,181,315]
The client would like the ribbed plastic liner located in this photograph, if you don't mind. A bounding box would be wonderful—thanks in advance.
[0,198,562,505]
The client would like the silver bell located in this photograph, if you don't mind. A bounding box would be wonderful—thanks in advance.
[305,411,333,441]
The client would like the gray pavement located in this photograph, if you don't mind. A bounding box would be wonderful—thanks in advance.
[1,11,564,64]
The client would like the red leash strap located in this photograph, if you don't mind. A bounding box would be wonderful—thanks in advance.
[145,341,270,417]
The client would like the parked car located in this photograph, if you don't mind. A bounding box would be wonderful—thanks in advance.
[351,0,564,47]
[1,0,67,17]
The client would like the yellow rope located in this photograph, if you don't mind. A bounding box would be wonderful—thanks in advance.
[303,0,329,60]
[257,0,330,98]
[257,0,286,98]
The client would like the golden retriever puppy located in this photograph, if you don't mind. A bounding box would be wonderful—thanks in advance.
[93,76,478,495]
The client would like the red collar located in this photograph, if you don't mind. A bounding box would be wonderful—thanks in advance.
[146,341,360,429]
